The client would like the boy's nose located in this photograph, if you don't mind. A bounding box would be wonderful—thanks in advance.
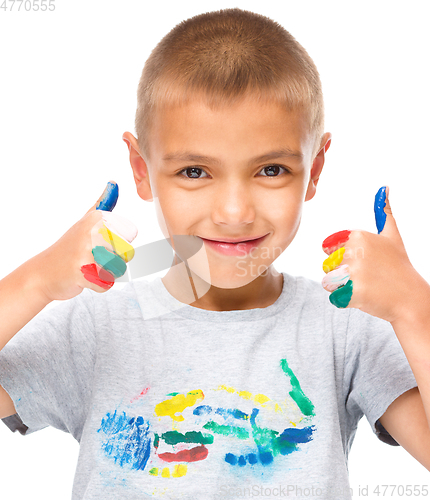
[211,186,256,226]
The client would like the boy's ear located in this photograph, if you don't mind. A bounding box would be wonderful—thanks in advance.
[122,132,154,202]
[304,132,332,202]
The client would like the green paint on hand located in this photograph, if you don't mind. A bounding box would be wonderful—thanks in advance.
[161,430,214,445]
[203,421,249,440]
[280,359,315,416]
[329,279,353,309]
[250,425,279,448]
[92,246,126,278]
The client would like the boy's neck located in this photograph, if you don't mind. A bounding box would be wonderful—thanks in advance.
[161,263,284,312]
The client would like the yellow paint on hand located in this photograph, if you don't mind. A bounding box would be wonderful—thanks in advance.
[254,394,270,404]
[161,467,170,478]
[323,247,345,273]
[98,224,135,262]
[218,385,235,393]
[155,390,204,422]
[216,385,271,406]
[172,464,187,477]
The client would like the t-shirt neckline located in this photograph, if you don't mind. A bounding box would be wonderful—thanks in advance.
[148,271,297,322]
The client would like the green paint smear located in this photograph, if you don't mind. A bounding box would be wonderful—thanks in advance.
[203,421,249,440]
[92,246,126,278]
[251,425,278,449]
[250,417,314,458]
[154,433,159,448]
[329,279,353,308]
[166,392,179,397]
[161,430,214,445]
[251,424,295,457]
[280,359,315,416]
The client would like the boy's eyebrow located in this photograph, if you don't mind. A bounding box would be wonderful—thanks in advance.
[162,147,304,165]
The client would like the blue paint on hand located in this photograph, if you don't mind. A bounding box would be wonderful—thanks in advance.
[96,181,119,211]
[374,186,387,234]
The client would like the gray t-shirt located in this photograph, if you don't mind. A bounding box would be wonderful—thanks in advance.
[0,272,417,499]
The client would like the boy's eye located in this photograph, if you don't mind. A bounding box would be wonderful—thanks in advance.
[177,165,290,179]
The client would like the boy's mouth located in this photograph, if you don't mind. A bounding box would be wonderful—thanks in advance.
[198,234,269,256]
[200,234,268,244]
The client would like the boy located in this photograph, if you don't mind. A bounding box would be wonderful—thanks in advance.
[1,7,430,499]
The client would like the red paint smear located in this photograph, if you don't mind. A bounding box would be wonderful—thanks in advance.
[130,386,150,403]
[322,230,351,254]
[81,263,114,290]
[158,445,208,463]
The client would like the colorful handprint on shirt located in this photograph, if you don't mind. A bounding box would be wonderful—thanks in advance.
[97,358,316,478]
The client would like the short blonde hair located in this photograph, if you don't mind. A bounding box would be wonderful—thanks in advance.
[135,8,325,163]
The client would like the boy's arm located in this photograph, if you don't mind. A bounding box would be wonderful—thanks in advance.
[0,256,53,418]
[379,387,430,471]
[378,299,430,472]
[0,255,53,353]
[0,182,137,418]
[322,186,430,471]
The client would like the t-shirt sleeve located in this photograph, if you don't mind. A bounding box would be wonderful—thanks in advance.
[343,307,418,446]
[0,289,96,442]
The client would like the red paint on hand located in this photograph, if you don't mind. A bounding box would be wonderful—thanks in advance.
[158,445,209,463]
[81,263,115,289]
[322,230,351,255]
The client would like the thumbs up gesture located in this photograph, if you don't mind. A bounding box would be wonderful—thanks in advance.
[36,181,138,302]
[321,187,421,323]
[80,181,138,291]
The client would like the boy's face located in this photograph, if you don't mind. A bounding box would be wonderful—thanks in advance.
[124,95,331,291]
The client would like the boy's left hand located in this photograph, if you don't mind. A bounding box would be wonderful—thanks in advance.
[321,187,424,323]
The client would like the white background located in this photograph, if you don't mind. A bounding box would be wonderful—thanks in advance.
[0,0,429,497]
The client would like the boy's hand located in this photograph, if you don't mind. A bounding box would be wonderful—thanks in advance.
[37,181,138,302]
[321,187,423,323]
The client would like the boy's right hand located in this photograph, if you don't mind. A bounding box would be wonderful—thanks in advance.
[35,181,138,302]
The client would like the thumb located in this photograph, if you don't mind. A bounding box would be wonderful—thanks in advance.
[86,181,119,215]
[375,186,403,243]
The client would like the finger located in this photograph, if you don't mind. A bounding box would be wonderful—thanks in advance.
[322,230,351,255]
[374,186,387,234]
[97,224,135,262]
[80,263,115,290]
[322,264,350,292]
[378,186,404,245]
[329,280,354,309]
[99,211,138,243]
[322,247,346,273]
[86,181,119,215]
[92,246,127,278]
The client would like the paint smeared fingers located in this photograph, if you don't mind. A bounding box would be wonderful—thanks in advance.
[322,265,350,292]
[89,215,136,263]
[322,230,351,255]
[329,280,354,309]
[322,247,345,273]
[374,186,387,234]
[92,246,127,278]
[98,224,135,262]
[95,181,119,212]
[80,263,115,290]
[99,211,138,244]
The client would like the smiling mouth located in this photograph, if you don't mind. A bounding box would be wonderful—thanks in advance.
[200,234,268,244]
